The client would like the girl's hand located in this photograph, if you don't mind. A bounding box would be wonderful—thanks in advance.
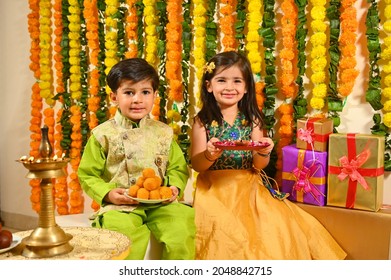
[255,137,274,156]
[205,137,223,161]
[104,188,139,205]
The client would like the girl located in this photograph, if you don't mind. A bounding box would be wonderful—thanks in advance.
[191,51,346,260]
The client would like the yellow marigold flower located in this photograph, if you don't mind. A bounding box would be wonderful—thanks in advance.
[106,0,119,6]
[384,21,391,33]
[383,100,391,112]
[194,5,207,16]
[40,89,51,99]
[311,19,327,33]
[311,0,326,6]
[384,37,391,46]
[311,72,326,84]
[385,6,391,18]
[310,32,327,46]
[384,113,391,128]
[313,84,327,98]
[311,57,327,72]
[106,18,117,27]
[383,87,391,99]
[70,66,81,74]
[385,74,391,87]
[311,6,326,20]
[70,82,81,92]
[310,97,325,110]
[381,48,391,60]
[69,40,81,49]
[106,31,117,40]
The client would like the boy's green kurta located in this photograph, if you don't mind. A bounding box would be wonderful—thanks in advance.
[78,110,189,213]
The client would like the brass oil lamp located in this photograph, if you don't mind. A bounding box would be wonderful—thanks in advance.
[17,125,73,258]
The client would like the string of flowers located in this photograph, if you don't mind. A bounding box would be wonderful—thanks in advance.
[166,0,183,102]
[275,0,297,182]
[382,0,391,130]
[308,0,328,115]
[84,0,101,130]
[246,0,262,76]
[338,0,359,98]
[219,0,237,51]
[235,0,246,52]
[192,0,207,109]
[53,0,70,215]
[143,0,158,66]
[125,0,138,58]
[27,0,42,213]
[39,0,55,106]
[68,0,85,214]
[367,0,391,170]
[326,0,342,130]
[292,0,308,126]
[105,0,120,118]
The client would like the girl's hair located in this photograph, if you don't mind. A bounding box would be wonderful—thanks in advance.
[197,51,264,129]
[106,58,159,92]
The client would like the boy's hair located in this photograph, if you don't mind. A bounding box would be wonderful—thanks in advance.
[197,51,264,129]
[106,58,159,92]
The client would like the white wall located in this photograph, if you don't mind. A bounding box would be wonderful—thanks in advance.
[0,0,390,226]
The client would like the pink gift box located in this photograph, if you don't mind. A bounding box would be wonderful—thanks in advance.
[281,144,327,206]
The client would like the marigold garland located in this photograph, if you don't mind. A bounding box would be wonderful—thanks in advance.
[84,0,101,131]
[166,0,184,102]
[125,0,138,58]
[245,0,262,75]
[39,0,55,106]
[308,0,328,113]
[192,0,207,109]
[382,1,391,128]
[338,0,359,97]
[275,0,297,183]
[28,0,43,214]
[219,0,237,51]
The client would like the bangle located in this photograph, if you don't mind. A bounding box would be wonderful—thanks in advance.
[256,151,271,158]
[204,150,217,162]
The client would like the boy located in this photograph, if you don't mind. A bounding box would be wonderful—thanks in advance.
[78,58,195,260]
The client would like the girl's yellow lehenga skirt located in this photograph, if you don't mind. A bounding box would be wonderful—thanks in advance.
[193,169,347,260]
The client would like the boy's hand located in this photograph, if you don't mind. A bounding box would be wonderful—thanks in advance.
[163,186,179,203]
[105,188,139,205]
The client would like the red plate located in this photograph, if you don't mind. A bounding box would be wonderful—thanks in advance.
[214,140,270,150]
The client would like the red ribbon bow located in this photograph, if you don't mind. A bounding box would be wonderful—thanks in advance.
[337,148,371,190]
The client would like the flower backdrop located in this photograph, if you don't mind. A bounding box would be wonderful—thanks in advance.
[27,0,390,214]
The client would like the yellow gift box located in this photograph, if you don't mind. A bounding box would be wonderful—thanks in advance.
[296,117,333,152]
[327,133,384,212]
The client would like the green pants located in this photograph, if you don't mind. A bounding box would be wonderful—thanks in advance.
[92,202,195,260]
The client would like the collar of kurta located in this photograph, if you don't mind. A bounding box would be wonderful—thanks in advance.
[114,109,150,129]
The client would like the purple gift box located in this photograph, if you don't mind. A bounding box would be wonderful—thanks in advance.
[281,144,328,206]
